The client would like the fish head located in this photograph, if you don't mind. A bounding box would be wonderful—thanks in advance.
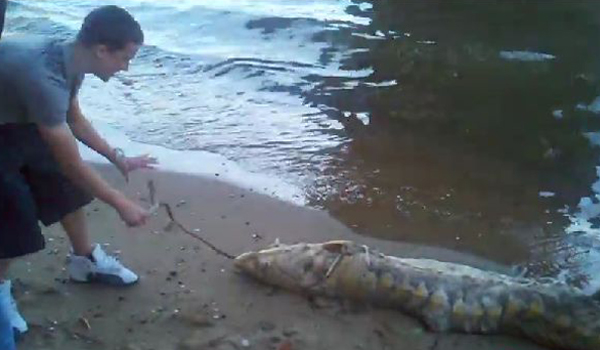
[234,240,353,292]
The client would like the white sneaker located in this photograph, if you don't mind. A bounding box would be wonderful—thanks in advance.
[0,280,28,335]
[67,244,139,286]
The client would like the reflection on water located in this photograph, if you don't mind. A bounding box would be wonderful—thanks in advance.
[305,0,600,289]
[7,0,600,289]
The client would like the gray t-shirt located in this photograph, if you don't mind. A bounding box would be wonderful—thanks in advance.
[0,36,84,127]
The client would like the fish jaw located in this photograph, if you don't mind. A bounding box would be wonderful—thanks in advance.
[233,244,311,291]
[233,251,261,276]
[233,242,342,293]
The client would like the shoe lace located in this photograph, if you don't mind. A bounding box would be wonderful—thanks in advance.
[96,252,124,271]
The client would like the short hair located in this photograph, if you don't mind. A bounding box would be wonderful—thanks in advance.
[76,5,144,51]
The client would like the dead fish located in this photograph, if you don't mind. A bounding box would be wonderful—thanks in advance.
[234,240,600,350]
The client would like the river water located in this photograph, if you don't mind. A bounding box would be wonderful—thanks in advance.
[6,0,600,292]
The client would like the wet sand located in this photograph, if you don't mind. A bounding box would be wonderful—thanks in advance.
[10,164,548,350]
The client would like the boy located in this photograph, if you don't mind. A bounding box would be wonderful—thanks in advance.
[0,4,156,337]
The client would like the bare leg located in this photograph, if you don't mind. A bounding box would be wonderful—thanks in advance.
[0,259,10,281]
[60,208,93,257]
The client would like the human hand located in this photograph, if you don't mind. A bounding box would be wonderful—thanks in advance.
[114,195,151,227]
[113,148,158,182]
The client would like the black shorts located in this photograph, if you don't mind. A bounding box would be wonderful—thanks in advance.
[0,124,94,259]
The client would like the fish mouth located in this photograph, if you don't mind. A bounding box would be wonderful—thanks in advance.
[233,251,257,268]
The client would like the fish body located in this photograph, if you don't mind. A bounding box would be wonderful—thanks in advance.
[234,240,600,350]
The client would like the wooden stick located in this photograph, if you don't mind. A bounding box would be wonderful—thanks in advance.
[160,202,236,259]
[147,180,236,260]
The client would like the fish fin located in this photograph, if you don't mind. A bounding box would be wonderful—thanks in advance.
[322,240,352,253]
[268,238,282,248]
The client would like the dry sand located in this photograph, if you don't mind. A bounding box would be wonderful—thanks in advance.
[9,164,548,350]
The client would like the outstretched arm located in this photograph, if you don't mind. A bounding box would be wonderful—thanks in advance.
[67,97,157,181]
[67,97,118,163]
[37,123,149,226]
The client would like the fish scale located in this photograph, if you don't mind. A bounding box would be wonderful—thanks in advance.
[234,240,600,350]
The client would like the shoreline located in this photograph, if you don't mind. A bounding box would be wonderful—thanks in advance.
[11,164,547,350]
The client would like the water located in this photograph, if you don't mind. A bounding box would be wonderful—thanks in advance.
[6,0,600,292]
[6,0,370,202]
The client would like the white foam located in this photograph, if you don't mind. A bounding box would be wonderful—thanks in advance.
[79,122,307,206]
[552,109,563,119]
[499,50,556,62]
[352,32,387,40]
[576,95,600,114]
[124,0,371,25]
[561,132,600,294]
[364,80,398,88]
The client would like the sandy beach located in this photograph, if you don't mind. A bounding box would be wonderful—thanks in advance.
[9,164,548,350]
